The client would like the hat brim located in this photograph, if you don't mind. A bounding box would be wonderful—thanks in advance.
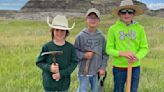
[112,5,144,16]
[47,17,75,30]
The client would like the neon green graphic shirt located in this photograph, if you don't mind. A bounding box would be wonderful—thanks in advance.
[106,20,149,67]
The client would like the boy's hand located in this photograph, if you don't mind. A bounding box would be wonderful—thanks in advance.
[84,52,94,60]
[119,51,136,60]
[98,69,105,76]
[50,63,59,73]
[52,73,60,81]
[128,57,138,63]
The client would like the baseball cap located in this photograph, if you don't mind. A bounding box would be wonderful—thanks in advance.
[85,8,100,19]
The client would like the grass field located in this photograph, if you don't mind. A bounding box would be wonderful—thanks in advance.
[0,15,164,92]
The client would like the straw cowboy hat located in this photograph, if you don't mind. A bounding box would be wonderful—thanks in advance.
[112,0,144,16]
[47,15,75,30]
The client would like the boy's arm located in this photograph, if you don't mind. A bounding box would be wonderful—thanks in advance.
[100,37,109,70]
[135,29,149,60]
[36,45,51,72]
[74,36,85,61]
[59,46,78,78]
[106,28,119,56]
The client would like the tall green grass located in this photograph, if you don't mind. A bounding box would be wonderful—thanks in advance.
[0,15,164,92]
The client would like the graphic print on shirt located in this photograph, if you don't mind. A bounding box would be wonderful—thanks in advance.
[85,39,100,49]
[119,30,136,40]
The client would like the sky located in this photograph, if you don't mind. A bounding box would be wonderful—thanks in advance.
[0,0,28,10]
[137,0,164,10]
[0,0,163,10]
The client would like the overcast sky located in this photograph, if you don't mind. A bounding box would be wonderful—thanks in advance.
[0,0,163,10]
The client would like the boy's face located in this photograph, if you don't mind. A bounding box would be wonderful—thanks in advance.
[86,13,100,28]
[53,29,66,41]
[119,9,135,24]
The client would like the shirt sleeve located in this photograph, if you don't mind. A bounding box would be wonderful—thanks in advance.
[100,36,109,70]
[74,35,85,61]
[35,45,51,72]
[135,28,149,60]
[106,28,120,56]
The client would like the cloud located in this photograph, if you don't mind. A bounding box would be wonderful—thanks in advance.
[147,3,164,10]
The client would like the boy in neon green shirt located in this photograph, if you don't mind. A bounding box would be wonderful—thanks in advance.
[106,0,148,92]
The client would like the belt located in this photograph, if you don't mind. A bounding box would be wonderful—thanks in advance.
[113,66,140,71]
[113,66,127,70]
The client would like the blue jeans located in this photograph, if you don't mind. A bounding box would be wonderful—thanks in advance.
[44,89,68,92]
[77,75,98,92]
[113,67,140,92]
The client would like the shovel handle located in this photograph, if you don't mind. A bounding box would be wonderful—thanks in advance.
[126,63,132,92]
